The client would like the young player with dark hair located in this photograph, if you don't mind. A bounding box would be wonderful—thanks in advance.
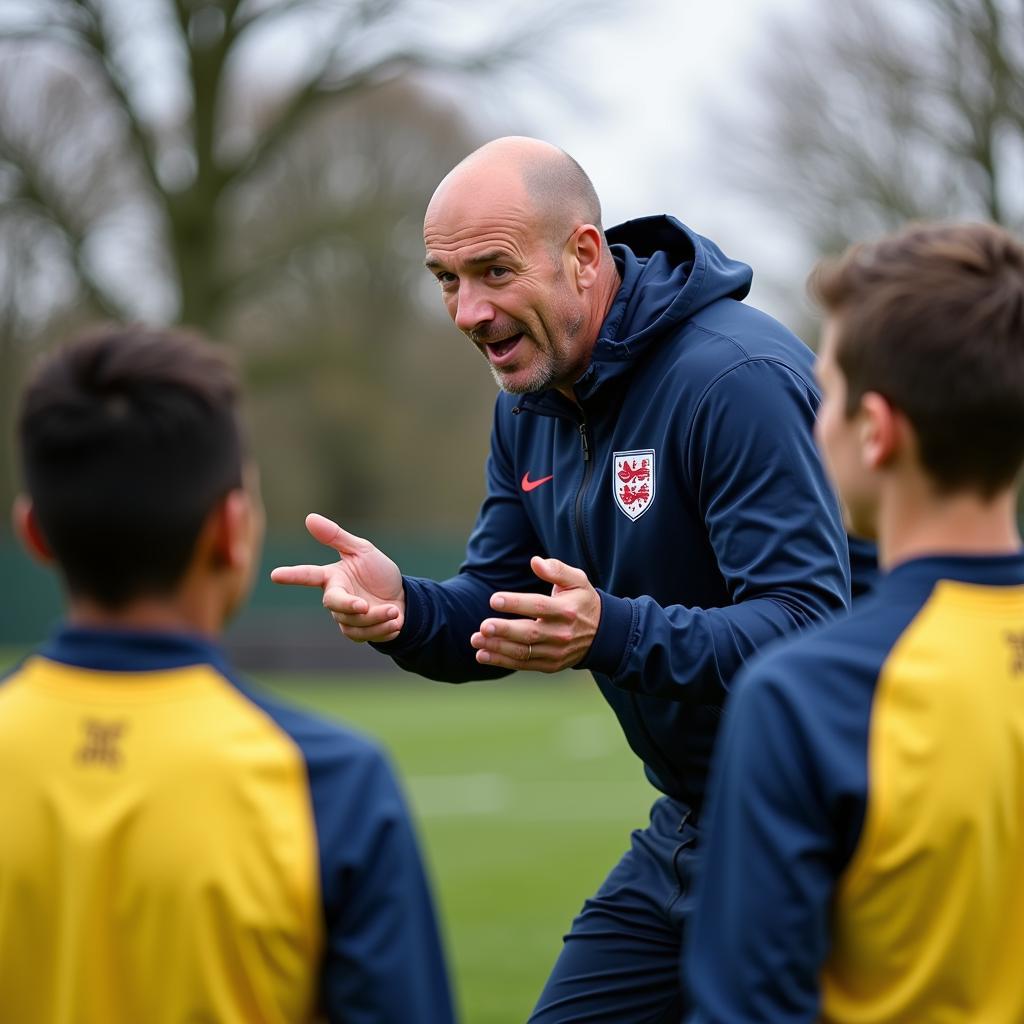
[1,326,455,1024]
[686,221,1024,1023]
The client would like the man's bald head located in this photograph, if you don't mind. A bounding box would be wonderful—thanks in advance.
[423,137,620,398]
[428,137,604,249]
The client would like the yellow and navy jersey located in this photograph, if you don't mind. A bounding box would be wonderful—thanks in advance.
[686,553,1024,1023]
[0,627,454,1024]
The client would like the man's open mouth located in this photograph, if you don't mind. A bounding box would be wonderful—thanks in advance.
[485,333,524,366]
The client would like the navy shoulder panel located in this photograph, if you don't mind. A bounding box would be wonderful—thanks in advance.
[738,584,929,860]
[686,583,933,1022]
[222,675,402,908]
[223,675,455,1024]
[226,674,382,764]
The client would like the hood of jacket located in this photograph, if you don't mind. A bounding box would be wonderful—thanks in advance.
[566,215,753,403]
[520,214,753,409]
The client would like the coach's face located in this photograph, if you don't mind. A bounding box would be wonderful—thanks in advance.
[423,175,590,395]
[815,320,879,539]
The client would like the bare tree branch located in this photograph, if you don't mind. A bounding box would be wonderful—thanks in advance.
[221,46,473,190]
[720,0,1024,268]
[67,0,163,198]
[0,0,616,330]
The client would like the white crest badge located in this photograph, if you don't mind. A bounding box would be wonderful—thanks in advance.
[613,449,656,521]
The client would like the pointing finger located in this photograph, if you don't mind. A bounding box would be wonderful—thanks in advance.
[270,564,329,588]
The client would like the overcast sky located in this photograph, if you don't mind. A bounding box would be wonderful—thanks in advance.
[0,0,814,323]
[246,0,817,320]
[514,0,812,320]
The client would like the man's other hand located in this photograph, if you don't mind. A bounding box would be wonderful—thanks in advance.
[470,556,601,672]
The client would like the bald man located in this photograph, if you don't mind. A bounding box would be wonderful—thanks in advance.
[275,138,861,1021]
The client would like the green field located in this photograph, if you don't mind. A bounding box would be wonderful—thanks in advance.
[259,672,656,1024]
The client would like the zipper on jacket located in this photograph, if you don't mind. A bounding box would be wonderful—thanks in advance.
[574,415,599,583]
[580,411,687,800]
[540,400,683,799]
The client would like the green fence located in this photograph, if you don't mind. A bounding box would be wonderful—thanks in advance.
[0,532,466,663]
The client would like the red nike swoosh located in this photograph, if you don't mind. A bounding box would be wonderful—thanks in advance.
[521,472,554,492]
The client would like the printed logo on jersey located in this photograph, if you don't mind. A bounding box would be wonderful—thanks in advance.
[76,718,128,769]
[613,449,656,521]
[1005,631,1024,675]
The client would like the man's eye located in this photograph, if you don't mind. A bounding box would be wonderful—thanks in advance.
[436,272,456,286]
[487,267,511,280]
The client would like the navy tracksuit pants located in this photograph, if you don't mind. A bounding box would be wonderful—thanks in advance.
[528,796,698,1023]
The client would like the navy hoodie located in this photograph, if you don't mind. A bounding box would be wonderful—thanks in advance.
[378,216,853,807]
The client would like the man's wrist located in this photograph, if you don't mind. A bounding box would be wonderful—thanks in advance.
[371,577,421,652]
[577,590,634,675]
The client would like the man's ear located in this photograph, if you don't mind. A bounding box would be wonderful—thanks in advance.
[12,495,54,564]
[569,224,604,290]
[859,392,901,470]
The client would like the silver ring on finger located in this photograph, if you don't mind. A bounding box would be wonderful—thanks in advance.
[527,644,533,661]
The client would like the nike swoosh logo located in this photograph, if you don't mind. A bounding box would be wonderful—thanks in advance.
[521,472,554,492]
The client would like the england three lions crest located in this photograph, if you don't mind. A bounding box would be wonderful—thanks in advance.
[613,449,656,521]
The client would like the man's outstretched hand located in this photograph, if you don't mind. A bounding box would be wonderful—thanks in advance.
[271,513,406,643]
[470,556,602,673]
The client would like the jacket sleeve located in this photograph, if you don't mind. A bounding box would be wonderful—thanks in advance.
[581,358,851,702]
[684,657,837,1023]
[371,404,544,683]
[319,746,456,1024]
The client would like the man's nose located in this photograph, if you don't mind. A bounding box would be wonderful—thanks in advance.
[454,283,495,333]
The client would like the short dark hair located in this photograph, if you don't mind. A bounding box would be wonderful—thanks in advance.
[17,325,244,607]
[810,221,1024,497]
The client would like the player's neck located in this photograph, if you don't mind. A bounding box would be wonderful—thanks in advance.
[877,486,1021,571]
[67,585,226,639]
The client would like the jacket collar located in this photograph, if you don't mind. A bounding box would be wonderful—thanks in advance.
[516,216,753,410]
[515,247,647,414]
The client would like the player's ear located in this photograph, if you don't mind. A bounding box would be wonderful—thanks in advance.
[859,391,900,470]
[569,224,603,291]
[12,495,55,564]
[208,488,255,570]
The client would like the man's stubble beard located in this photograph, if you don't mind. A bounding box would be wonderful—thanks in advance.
[490,310,585,395]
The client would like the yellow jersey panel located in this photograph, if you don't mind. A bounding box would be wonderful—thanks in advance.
[824,581,1024,1023]
[0,655,322,1024]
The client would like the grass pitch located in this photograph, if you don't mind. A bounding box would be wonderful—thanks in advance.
[259,672,657,1024]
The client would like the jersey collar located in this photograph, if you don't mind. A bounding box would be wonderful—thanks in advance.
[882,551,1024,592]
[39,624,229,674]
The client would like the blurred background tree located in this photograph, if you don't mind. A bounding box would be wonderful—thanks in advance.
[5,0,1022,641]
[0,0,599,536]
[712,0,1024,330]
